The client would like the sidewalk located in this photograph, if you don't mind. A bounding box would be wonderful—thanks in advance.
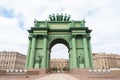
[35,74,79,80]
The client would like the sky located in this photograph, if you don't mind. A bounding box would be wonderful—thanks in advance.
[0,0,120,59]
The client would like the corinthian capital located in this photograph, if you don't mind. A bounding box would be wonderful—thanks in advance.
[32,35,36,38]
[71,34,76,38]
[82,34,87,38]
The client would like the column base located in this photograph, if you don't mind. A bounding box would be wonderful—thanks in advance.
[0,70,6,76]
[79,64,85,68]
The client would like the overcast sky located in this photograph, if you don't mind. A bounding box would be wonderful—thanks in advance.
[0,0,120,59]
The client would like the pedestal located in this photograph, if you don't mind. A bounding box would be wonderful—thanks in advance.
[27,68,47,75]
[80,64,85,68]
[70,68,90,74]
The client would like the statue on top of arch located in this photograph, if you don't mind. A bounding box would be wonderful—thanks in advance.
[49,13,71,21]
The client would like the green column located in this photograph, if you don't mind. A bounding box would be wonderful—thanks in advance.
[25,37,32,68]
[72,35,77,68]
[29,35,36,68]
[69,49,72,69]
[88,38,94,68]
[83,35,90,68]
[48,52,50,69]
[46,50,50,69]
[41,35,47,68]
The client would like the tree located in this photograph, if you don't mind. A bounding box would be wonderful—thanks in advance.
[63,67,67,71]
[52,67,58,72]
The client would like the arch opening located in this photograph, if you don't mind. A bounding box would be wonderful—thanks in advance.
[49,38,70,72]
[51,43,69,59]
[49,38,70,52]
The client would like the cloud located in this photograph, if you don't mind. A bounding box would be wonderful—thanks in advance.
[0,0,120,57]
[0,7,14,18]
[51,44,69,59]
[0,16,28,54]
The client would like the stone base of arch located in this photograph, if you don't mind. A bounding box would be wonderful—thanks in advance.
[27,68,47,75]
[26,68,91,74]
[70,68,90,74]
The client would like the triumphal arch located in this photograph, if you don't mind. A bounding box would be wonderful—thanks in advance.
[25,14,93,73]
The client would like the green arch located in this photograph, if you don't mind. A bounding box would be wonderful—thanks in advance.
[25,19,94,73]
[49,38,71,51]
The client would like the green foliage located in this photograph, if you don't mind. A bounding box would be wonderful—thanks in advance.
[63,67,69,71]
[52,67,58,72]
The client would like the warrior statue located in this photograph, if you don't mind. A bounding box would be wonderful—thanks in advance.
[64,14,67,21]
[78,53,85,68]
[78,53,84,63]
[35,53,42,68]
[81,19,85,27]
[60,13,63,21]
[49,13,71,21]
[34,19,39,27]
[66,15,71,21]
[49,15,53,21]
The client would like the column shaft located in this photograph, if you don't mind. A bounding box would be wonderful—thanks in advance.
[69,49,72,69]
[83,36,90,68]
[25,37,32,68]
[88,39,94,68]
[42,36,47,68]
[46,51,49,69]
[72,36,77,68]
[29,35,36,68]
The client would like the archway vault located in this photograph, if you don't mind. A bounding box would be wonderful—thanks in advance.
[25,14,94,73]
[49,38,70,52]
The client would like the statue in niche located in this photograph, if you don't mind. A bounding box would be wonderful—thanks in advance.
[78,53,84,68]
[35,53,42,68]
[78,53,84,64]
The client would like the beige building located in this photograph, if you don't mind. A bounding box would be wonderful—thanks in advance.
[0,51,26,70]
[50,53,120,71]
[93,53,120,69]
[50,59,69,71]
[1,51,119,70]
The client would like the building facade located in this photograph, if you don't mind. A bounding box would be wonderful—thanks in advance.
[0,51,26,70]
[93,53,120,69]
[50,53,120,71]
[50,59,69,71]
